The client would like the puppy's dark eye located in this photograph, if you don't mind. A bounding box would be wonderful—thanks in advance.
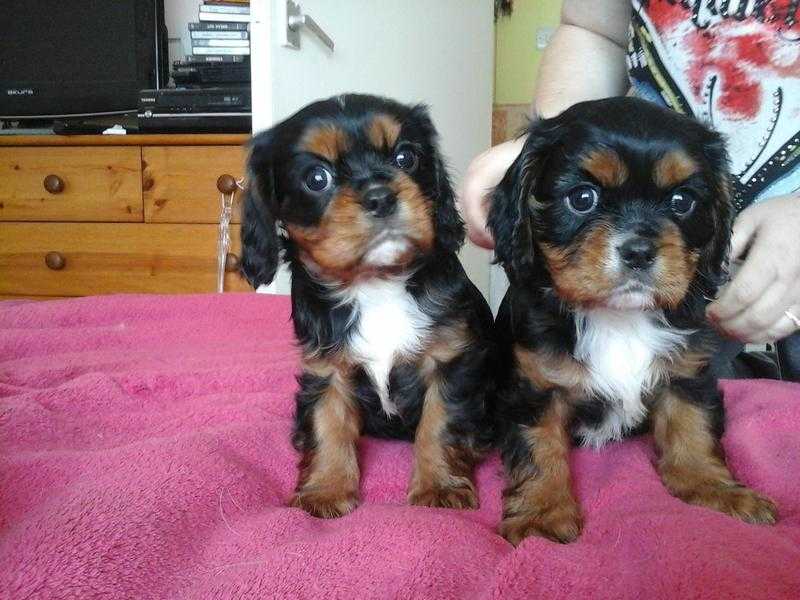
[303,165,334,193]
[564,185,599,215]
[671,191,696,217]
[393,147,418,172]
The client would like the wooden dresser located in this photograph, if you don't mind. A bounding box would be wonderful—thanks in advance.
[0,133,254,300]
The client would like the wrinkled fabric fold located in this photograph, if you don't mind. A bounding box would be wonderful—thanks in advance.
[1,294,798,600]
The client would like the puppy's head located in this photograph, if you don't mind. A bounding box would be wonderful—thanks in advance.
[489,97,732,311]
[241,94,463,286]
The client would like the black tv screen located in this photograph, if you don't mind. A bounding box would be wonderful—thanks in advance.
[0,1,166,118]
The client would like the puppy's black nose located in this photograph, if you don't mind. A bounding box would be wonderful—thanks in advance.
[619,237,657,270]
[361,185,397,218]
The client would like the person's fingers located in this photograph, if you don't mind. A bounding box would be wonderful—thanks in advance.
[707,194,800,342]
[729,207,760,262]
[784,306,800,330]
[758,306,800,344]
[707,233,778,323]
[458,136,528,249]
[713,279,788,342]
[460,172,496,248]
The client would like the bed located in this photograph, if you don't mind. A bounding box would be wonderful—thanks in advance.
[1,293,798,599]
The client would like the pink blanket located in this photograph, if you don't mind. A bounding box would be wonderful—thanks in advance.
[1,293,798,599]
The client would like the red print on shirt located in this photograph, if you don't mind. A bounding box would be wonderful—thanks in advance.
[643,0,799,120]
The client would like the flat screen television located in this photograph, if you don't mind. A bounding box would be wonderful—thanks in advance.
[0,0,168,119]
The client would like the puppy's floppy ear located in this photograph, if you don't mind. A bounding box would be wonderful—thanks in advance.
[240,129,282,288]
[488,119,560,281]
[432,153,465,252]
[698,128,734,286]
[410,104,465,253]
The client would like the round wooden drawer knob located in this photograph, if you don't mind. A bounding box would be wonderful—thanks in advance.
[216,174,238,194]
[224,252,240,272]
[43,174,65,194]
[45,251,66,270]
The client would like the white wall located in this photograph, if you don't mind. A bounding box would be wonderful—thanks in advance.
[251,0,495,297]
[164,0,200,64]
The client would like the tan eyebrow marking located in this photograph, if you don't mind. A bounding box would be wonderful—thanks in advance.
[367,114,402,150]
[653,150,699,188]
[301,125,351,161]
[581,148,629,188]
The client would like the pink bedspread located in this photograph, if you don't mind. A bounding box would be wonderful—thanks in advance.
[1,293,798,600]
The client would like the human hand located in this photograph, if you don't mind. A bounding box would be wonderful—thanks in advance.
[707,194,800,343]
[458,136,527,249]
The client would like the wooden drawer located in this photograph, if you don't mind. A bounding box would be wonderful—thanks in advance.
[142,145,247,224]
[0,147,143,222]
[0,223,252,297]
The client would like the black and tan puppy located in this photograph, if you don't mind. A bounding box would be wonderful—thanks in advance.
[240,94,494,518]
[488,97,777,545]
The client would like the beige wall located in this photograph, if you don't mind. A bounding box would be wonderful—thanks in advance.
[492,0,563,144]
[489,1,563,308]
[494,0,563,105]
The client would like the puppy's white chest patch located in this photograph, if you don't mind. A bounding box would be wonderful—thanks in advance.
[574,309,687,448]
[345,278,431,415]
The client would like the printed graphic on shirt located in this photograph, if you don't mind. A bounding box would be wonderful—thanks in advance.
[627,0,800,211]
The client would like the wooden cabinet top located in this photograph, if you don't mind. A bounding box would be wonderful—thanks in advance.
[0,133,251,147]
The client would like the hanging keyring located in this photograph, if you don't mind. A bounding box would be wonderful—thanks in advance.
[216,187,238,293]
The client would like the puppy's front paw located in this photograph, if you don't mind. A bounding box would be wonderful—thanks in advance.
[675,482,777,525]
[408,481,478,510]
[290,486,359,519]
[501,499,583,546]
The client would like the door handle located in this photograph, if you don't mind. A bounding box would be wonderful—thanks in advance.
[290,12,334,51]
[280,1,334,51]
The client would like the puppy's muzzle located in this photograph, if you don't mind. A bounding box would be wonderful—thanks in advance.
[618,236,656,271]
[361,184,397,219]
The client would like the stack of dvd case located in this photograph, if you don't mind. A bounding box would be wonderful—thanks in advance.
[173,1,250,86]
